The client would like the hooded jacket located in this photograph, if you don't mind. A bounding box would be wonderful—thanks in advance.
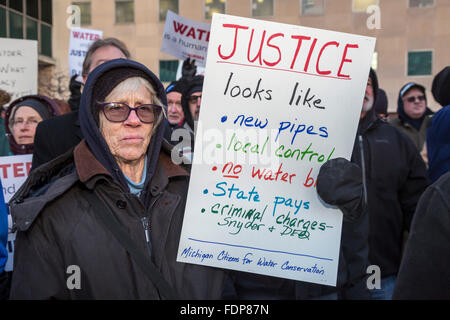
[389,83,433,151]
[353,69,429,279]
[5,95,60,155]
[8,59,224,299]
[427,66,450,183]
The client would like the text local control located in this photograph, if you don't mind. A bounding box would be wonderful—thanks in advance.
[217,24,359,79]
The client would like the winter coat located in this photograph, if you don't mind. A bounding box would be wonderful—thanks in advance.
[353,70,429,279]
[9,140,224,299]
[9,58,225,299]
[393,172,450,299]
[389,115,432,152]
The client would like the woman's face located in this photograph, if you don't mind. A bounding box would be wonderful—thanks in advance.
[12,106,43,145]
[99,84,154,165]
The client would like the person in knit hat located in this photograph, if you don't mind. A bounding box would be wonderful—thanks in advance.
[165,80,185,128]
[374,88,388,119]
[5,95,60,155]
[8,59,225,299]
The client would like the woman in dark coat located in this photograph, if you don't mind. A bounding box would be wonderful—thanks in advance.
[5,95,60,155]
[8,59,224,299]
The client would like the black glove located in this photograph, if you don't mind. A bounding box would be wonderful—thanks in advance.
[68,74,83,112]
[316,157,365,222]
[182,58,197,78]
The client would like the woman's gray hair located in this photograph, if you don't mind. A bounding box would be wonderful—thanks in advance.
[101,76,166,134]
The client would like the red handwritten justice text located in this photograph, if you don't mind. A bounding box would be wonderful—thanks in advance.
[217,24,359,79]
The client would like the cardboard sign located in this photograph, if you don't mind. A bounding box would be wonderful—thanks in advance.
[0,154,33,272]
[161,11,211,67]
[177,14,375,286]
[68,27,103,77]
[0,38,38,101]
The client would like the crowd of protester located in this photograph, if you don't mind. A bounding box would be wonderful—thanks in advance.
[0,36,448,300]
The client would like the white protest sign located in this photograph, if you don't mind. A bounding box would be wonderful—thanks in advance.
[0,38,37,101]
[68,27,103,77]
[0,154,33,272]
[177,14,375,286]
[161,10,210,67]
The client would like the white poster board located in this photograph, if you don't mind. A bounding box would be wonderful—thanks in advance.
[68,27,103,77]
[0,38,37,101]
[161,10,211,67]
[0,154,33,272]
[177,14,375,286]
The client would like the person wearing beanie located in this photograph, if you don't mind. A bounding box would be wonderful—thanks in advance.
[181,75,204,133]
[165,80,185,128]
[8,59,224,300]
[31,37,130,170]
[389,82,434,151]
[427,66,450,183]
[4,95,60,155]
[373,88,388,119]
[313,69,429,300]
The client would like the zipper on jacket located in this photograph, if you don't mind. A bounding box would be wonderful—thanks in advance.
[125,192,164,260]
[358,135,368,206]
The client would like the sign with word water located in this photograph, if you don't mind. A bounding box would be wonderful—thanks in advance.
[0,154,33,272]
[177,14,375,286]
[0,38,37,101]
[68,27,103,77]
[161,10,211,67]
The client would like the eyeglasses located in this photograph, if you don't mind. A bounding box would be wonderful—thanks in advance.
[188,95,202,104]
[99,102,162,124]
[404,95,425,103]
[13,119,40,127]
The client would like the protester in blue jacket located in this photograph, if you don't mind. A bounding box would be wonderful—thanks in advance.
[427,66,450,183]
[0,178,9,299]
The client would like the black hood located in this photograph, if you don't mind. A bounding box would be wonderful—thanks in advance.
[396,82,433,131]
[358,68,379,134]
[79,58,167,206]
[180,75,204,131]
[432,66,450,107]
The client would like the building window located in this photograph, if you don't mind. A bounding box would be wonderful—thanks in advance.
[352,0,378,12]
[301,0,325,15]
[0,0,53,57]
[26,17,38,40]
[407,51,432,76]
[159,60,179,82]
[252,0,273,17]
[409,0,434,7]
[160,0,178,21]
[115,0,134,24]
[204,0,225,20]
[9,10,23,39]
[73,2,91,26]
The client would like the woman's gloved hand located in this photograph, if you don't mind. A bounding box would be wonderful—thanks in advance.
[316,157,365,222]
[182,58,197,78]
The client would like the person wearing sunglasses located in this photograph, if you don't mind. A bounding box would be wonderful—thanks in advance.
[389,82,434,152]
[8,59,225,299]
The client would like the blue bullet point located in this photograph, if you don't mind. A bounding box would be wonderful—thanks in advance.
[221,116,227,123]
[203,189,208,194]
